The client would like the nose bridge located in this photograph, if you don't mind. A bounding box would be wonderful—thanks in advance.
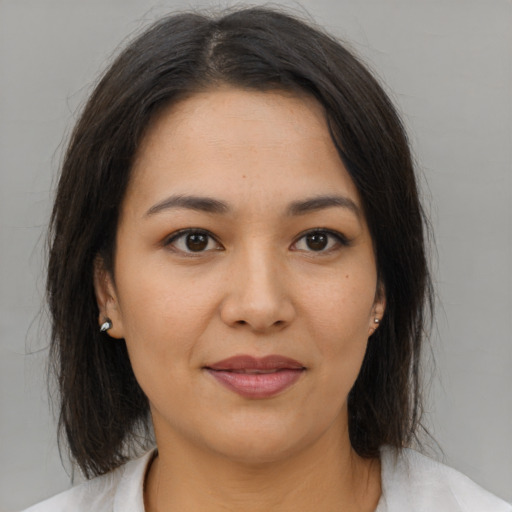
[220,237,294,331]
[241,240,279,299]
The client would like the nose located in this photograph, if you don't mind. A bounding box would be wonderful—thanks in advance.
[219,245,296,333]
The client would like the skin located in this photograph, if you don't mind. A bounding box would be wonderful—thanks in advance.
[95,87,385,511]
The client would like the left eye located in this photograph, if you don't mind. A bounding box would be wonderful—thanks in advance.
[292,230,347,252]
[165,230,222,253]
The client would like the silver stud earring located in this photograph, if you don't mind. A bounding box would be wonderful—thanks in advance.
[374,318,380,324]
[100,319,113,332]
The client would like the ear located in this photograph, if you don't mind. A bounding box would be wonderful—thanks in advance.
[93,256,125,339]
[369,282,386,336]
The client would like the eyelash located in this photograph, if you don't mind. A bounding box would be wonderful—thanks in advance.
[163,229,222,255]
[163,228,350,255]
[291,229,350,253]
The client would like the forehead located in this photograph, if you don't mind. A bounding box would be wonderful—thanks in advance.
[126,87,361,215]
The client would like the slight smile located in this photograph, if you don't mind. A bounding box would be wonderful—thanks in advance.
[204,355,306,399]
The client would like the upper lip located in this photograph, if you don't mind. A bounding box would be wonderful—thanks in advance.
[205,355,305,372]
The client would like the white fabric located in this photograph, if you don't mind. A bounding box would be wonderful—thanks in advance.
[376,447,511,512]
[22,447,512,511]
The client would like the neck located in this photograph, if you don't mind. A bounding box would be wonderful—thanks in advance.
[144,422,381,512]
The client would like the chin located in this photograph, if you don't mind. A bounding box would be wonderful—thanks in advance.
[213,437,303,467]
[199,414,327,467]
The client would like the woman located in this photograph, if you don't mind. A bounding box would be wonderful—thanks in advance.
[24,7,511,512]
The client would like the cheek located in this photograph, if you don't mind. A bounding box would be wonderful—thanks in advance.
[113,267,218,418]
[297,266,376,397]
[114,257,222,370]
[301,270,376,342]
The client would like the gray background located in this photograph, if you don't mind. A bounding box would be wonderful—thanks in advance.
[1,0,511,510]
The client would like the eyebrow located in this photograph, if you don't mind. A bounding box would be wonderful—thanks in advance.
[286,195,361,218]
[145,194,230,216]
[145,193,360,218]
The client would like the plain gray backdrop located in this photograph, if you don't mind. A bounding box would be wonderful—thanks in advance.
[1,0,511,510]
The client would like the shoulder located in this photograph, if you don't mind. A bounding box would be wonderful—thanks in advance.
[21,451,155,512]
[379,446,512,512]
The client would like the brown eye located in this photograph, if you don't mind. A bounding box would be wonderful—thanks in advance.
[186,233,209,252]
[292,229,349,253]
[165,229,222,254]
[305,232,328,251]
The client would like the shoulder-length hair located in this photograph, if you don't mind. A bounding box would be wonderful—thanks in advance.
[47,6,433,478]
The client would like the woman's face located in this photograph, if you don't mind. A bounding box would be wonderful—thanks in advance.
[96,88,384,464]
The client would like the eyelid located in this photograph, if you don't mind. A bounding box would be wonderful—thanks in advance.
[163,228,223,254]
[162,227,350,254]
[290,228,351,252]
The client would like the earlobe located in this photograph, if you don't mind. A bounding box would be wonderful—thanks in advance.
[93,256,124,339]
[369,283,386,336]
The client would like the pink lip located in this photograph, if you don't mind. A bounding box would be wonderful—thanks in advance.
[205,355,306,399]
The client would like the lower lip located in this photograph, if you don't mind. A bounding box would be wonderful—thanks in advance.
[206,369,304,399]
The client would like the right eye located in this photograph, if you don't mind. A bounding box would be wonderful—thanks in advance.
[164,229,223,254]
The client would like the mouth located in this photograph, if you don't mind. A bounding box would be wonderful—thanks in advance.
[204,355,306,399]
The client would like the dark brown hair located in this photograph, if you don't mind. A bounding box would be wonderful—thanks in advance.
[47,6,433,478]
